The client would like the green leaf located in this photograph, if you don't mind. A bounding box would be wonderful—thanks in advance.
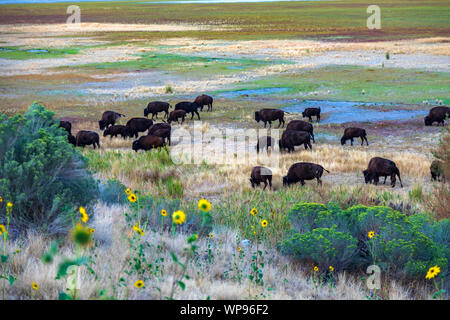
[170,251,178,263]
[58,292,72,300]
[177,281,186,291]
[55,257,88,279]
[1,255,9,263]
[8,275,16,286]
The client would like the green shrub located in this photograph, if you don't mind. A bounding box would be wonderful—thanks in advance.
[280,202,449,280]
[0,103,99,235]
[99,179,128,205]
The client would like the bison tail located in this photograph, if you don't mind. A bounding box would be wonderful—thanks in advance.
[323,168,330,174]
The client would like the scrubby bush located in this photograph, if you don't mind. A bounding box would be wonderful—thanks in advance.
[279,202,449,280]
[0,103,99,235]
[99,179,128,205]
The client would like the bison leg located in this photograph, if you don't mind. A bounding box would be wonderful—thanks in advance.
[317,177,322,186]
[263,180,268,190]
[350,138,354,146]
[317,115,320,122]
[195,111,201,120]
[383,176,387,184]
[390,174,396,188]
[300,180,305,186]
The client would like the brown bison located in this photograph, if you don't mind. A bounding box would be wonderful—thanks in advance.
[302,107,321,122]
[424,106,450,126]
[286,119,315,143]
[250,166,272,190]
[194,94,213,112]
[255,109,286,128]
[430,160,446,182]
[148,123,171,146]
[132,135,166,152]
[76,130,100,149]
[283,162,329,186]
[279,130,312,153]
[167,110,186,124]
[99,111,125,130]
[103,125,128,139]
[363,157,403,188]
[175,101,201,120]
[256,136,275,154]
[59,120,72,135]
[144,101,171,119]
[341,127,369,146]
[125,118,154,138]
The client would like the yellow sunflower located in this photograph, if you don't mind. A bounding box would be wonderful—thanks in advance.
[133,223,144,236]
[208,233,214,238]
[161,209,167,217]
[368,231,375,239]
[329,266,334,272]
[0,196,2,202]
[261,219,268,228]
[125,188,131,195]
[237,246,242,252]
[425,265,441,280]
[0,224,5,235]
[314,266,319,272]
[172,210,186,225]
[32,282,39,290]
[250,208,257,216]
[87,228,95,234]
[71,223,92,247]
[198,199,212,212]
[128,193,137,203]
[134,280,144,288]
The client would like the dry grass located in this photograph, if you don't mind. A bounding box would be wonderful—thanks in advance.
[3,203,433,300]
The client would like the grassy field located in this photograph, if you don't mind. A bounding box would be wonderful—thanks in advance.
[0,0,449,301]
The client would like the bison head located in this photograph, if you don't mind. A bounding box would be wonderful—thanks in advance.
[424,116,432,126]
[103,127,110,137]
[278,139,284,151]
[132,140,140,152]
[301,111,306,118]
[363,170,371,184]
[340,136,346,145]
[68,134,76,146]
[282,176,289,186]
[98,120,106,130]
[254,112,260,122]
[144,108,149,117]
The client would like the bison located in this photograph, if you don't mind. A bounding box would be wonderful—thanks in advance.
[132,135,166,152]
[286,120,315,143]
[302,107,321,122]
[148,123,171,146]
[255,109,286,128]
[283,162,329,186]
[256,136,275,154]
[194,94,213,112]
[430,160,445,182]
[279,130,312,153]
[144,101,171,119]
[59,120,72,135]
[250,166,272,190]
[363,157,403,188]
[99,111,125,130]
[125,118,154,138]
[167,110,186,124]
[175,101,201,120]
[424,106,450,126]
[341,127,369,146]
[103,125,128,139]
[76,130,100,149]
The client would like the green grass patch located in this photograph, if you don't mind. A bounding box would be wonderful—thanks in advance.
[0,47,79,60]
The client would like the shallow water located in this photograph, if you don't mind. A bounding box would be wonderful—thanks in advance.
[216,87,288,98]
[283,100,427,124]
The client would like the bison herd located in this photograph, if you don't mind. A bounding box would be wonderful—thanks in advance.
[58,95,447,190]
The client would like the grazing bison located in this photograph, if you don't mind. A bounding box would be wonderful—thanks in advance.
[279,130,312,153]
[99,111,125,130]
[194,94,213,112]
[286,120,315,143]
[256,136,275,154]
[76,130,100,149]
[132,135,166,152]
[430,160,445,182]
[363,157,403,188]
[424,106,450,126]
[283,162,329,186]
[125,118,154,138]
[255,109,286,128]
[175,101,201,120]
[144,101,171,119]
[167,110,186,124]
[148,123,171,146]
[302,107,321,122]
[59,120,72,135]
[103,125,128,139]
[250,166,272,190]
[341,127,369,146]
